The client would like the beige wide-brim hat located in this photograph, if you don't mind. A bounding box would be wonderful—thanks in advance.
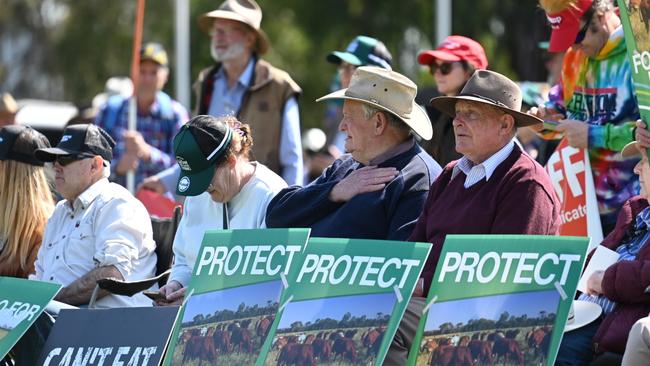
[0,93,19,117]
[430,69,543,127]
[316,66,433,141]
[564,300,602,333]
[198,0,269,55]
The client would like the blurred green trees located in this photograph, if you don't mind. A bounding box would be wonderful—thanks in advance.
[0,0,553,129]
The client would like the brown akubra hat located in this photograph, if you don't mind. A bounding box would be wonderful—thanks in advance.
[430,69,543,127]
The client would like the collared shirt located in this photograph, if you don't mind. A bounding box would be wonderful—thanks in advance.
[207,58,303,186]
[451,140,515,188]
[579,206,650,315]
[96,92,189,187]
[31,179,157,308]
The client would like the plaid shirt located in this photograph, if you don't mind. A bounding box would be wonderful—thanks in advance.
[96,92,188,187]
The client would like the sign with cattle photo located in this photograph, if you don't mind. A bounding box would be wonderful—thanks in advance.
[164,228,311,366]
[619,0,650,124]
[258,237,431,366]
[0,276,61,358]
[37,306,180,366]
[407,235,589,366]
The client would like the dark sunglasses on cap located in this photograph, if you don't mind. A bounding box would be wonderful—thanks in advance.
[429,61,460,76]
[574,6,595,45]
[55,154,92,166]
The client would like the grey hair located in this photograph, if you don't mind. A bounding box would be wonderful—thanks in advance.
[102,161,111,178]
[360,103,411,135]
[592,0,614,12]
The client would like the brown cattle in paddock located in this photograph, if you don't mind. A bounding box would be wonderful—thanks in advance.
[468,334,493,366]
[312,338,333,361]
[257,315,274,343]
[229,321,254,353]
[363,328,383,355]
[213,324,233,354]
[421,337,439,354]
[182,328,218,365]
[332,334,357,363]
[489,331,524,366]
[277,343,316,366]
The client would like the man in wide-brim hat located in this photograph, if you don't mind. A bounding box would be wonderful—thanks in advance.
[385,70,562,365]
[266,66,442,243]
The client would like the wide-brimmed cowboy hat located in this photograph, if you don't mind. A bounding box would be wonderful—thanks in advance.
[316,66,433,140]
[430,69,543,127]
[564,300,602,332]
[198,0,269,55]
[622,141,642,158]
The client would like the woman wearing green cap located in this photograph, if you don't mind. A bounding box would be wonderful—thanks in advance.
[155,115,287,305]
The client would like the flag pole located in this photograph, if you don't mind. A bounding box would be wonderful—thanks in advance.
[127,0,146,194]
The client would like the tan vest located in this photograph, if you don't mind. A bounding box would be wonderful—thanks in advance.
[194,59,301,175]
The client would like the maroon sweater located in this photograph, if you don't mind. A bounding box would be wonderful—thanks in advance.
[409,145,561,294]
[591,196,650,354]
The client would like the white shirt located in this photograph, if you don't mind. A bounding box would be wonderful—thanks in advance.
[168,163,287,286]
[31,179,156,308]
[451,140,515,188]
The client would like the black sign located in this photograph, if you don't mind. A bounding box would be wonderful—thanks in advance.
[38,306,179,366]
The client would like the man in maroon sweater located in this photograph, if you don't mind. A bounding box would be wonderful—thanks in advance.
[386,70,561,365]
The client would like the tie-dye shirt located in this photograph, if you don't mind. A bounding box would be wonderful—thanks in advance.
[544,26,640,229]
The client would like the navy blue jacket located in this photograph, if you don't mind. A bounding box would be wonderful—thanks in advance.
[265,142,441,241]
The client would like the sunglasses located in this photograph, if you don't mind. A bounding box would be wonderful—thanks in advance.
[574,7,595,45]
[429,62,459,76]
[55,155,88,166]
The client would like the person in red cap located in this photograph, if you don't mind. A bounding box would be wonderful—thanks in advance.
[416,35,488,166]
[532,0,644,238]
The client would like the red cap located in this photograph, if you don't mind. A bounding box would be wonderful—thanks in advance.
[546,0,593,52]
[417,35,488,70]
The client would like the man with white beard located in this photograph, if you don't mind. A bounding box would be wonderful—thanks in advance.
[141,0,304,191]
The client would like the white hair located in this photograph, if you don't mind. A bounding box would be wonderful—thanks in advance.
[360,103,411,135]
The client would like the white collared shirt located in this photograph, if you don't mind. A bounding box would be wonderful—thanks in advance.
[31,178,156,308]
[451,140,515,188]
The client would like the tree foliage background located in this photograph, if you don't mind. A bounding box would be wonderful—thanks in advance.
[0,0,553,129]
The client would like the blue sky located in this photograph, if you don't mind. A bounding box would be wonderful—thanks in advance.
[277,292,396,329]
[182,280,283,322]
[425,290,560,331]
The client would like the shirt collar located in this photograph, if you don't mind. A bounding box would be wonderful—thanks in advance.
[367,138,415,166]
[70,178,110,212]
[635,206,650,231]
[452,140,515,181]
[215,58,255,88]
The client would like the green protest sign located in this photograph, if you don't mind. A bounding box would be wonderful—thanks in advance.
[164,228,310,366]
[407,235,589,366]
[258,237,431,366]
[0,277,61,358]
[618,0,650,123]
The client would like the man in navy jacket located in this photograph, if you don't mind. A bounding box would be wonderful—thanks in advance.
[265,66,441,241]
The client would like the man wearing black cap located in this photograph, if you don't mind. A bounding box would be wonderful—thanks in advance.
[96,42,189,188]
[30,124,157,308]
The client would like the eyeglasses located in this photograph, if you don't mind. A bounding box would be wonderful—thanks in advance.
[574,7,595,45]
[55,155,87,166]
[429,62,459,76]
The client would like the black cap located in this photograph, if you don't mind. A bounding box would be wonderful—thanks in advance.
[35,124,116,163]
[0,125,51,166]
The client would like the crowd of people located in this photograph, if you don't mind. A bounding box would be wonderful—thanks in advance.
[2,0,650,364]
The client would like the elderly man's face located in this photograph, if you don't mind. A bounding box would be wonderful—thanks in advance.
[54,156,98,202]
[339,100,377,164]
[210,19,255,62]
[635,147,650,201]
[453,101,510,164]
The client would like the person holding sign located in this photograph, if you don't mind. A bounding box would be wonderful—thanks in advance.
[156,115,286,305]
[31,124,157,308]
[532,0,642,235]
[0,125,54,278]
[555,140,650,365]
[389,70,561,365]
[265,66,441,241]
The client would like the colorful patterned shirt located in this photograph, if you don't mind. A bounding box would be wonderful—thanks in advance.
[543,26,641,228]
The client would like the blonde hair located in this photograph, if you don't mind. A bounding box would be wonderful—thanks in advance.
[539,0,581,13]
[0,160,54,276]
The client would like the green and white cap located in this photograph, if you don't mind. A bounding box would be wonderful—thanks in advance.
[173,117,233,196]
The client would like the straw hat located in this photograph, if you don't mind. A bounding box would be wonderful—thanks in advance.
[316,66,433,140]
[198,0,269,55]
[564,300,602,332]
[0,93,19,117]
